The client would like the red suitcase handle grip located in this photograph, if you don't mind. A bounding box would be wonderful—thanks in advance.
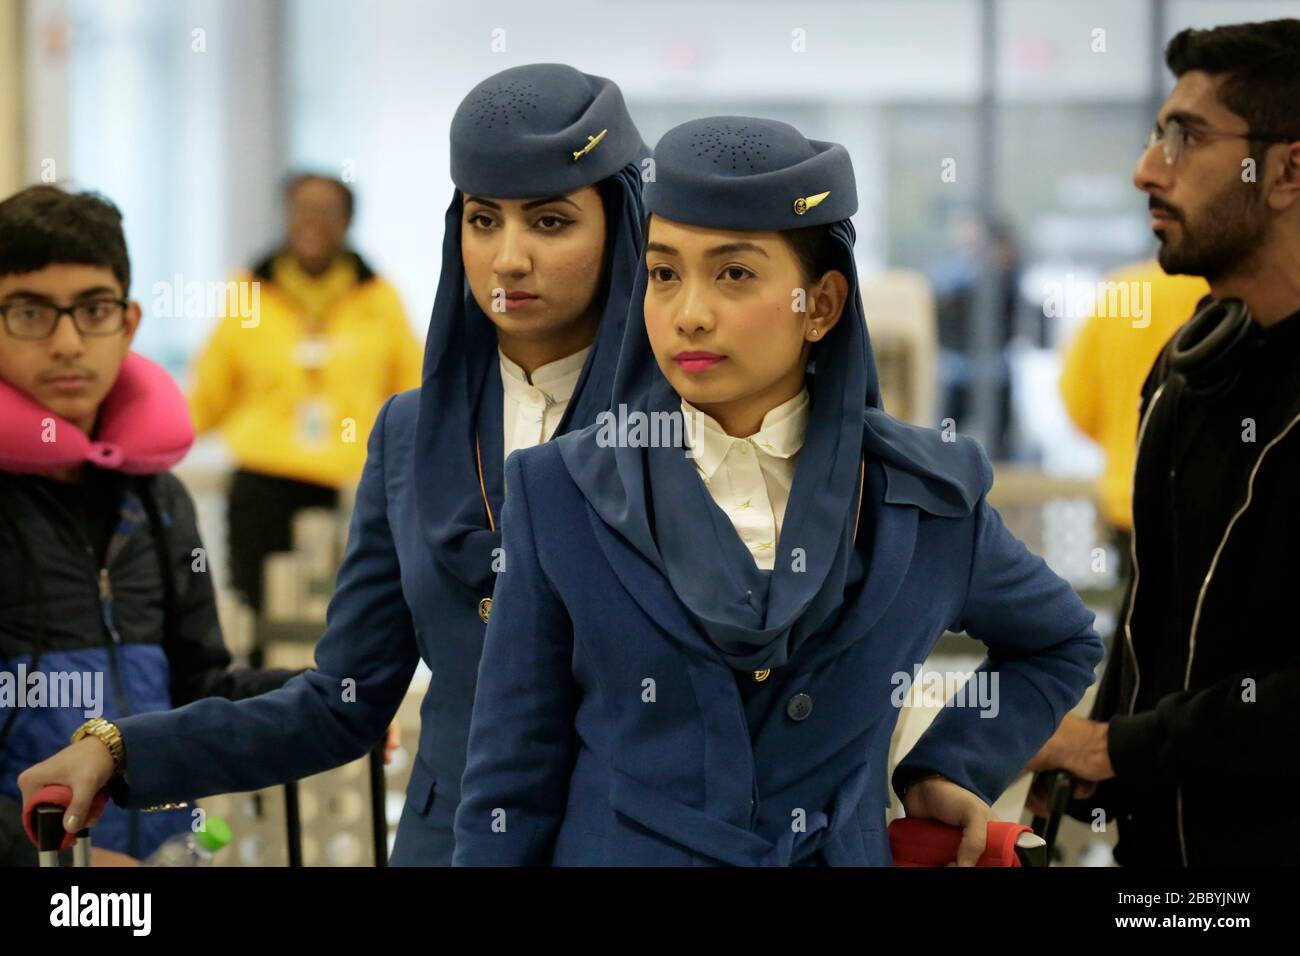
[889,817,1036,867]
[23,784,110,852]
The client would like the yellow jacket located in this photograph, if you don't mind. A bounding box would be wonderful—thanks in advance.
[189,252,423,487]
[1058,260,1209,530]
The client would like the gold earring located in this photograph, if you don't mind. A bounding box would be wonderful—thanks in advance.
[809,328,820,339]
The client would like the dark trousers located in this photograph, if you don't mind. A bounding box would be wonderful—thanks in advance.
[227,468,338,614]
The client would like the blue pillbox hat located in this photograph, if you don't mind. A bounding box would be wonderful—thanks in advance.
[643,115,857,230]
[450,63,646,198]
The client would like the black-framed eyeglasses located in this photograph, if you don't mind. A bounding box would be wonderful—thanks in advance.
[0,299,129,340]
[1145,117,1295,166]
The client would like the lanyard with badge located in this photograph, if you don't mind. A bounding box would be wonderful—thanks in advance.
[294,332,333,447]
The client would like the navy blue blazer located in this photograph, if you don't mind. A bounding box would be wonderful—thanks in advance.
[453,439,1104,866]
[115,390,483,865]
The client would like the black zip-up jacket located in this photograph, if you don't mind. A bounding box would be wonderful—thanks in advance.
[0,467,297,862]
[1072,304,1300,866]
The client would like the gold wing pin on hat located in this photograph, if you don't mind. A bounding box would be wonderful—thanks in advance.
[572,128,608,162]
[793,190,830,215]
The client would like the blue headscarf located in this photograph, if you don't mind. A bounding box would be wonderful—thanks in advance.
[557,117,987,672]
[415,64,647,595]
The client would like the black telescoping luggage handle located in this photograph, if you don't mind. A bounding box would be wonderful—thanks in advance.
[33,805,92,867]
[23,784,107,867]
[283,739,388,867]
[1029,769,1075,861]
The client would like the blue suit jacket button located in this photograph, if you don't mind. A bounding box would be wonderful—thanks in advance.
[787,692,813,721]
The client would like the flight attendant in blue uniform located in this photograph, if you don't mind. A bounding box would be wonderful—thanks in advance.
[452,117,1105,866]
[19,64,648,865]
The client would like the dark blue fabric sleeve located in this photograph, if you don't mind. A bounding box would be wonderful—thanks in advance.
[893,486,1104,805]
[115,396,420,807]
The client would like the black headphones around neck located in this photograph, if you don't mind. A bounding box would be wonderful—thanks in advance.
[1166,296,1259,393]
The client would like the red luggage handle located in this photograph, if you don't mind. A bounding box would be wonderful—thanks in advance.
[889,817,1048,867]
[23,784,110,852]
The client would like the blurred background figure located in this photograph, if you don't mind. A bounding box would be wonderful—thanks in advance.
[1058,259,1209,578]
[188,172,421,613]
[930,210,1024,460]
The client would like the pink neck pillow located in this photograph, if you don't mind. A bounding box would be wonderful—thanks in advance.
[0,352,194,475]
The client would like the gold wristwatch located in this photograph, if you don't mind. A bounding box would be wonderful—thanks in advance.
[71,717,125,776]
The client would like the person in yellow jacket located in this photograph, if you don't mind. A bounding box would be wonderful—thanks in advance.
[190,172,422,611]
[1058,259,1208,567]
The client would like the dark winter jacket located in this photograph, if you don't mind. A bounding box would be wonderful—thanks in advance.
[0,467,296,863]
[1074,305,1300,866]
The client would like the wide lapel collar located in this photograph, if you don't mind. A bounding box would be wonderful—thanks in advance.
[795,459,918,669]
[583,501,722,664]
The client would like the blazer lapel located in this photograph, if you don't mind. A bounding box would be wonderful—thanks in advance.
[476,360,505,521]
[586,499,760,833]
[796,460,919,670]
[583,501,721,662]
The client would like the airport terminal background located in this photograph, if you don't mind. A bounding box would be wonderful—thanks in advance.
[0,0,1294,868]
